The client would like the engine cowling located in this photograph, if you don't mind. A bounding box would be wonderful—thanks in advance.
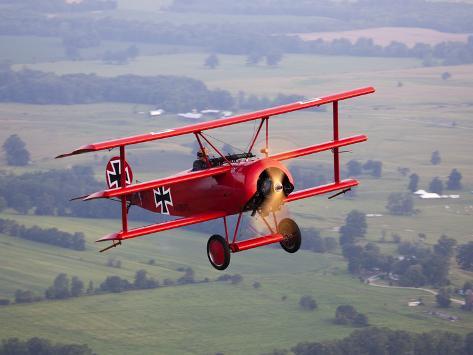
[243,162,294,216]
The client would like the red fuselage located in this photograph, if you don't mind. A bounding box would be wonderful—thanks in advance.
[133,157,294,217]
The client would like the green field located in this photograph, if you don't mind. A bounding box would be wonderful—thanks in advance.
[1,12,473,353]
[0,213,472,355]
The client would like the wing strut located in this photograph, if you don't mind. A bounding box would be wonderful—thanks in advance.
[119,146,128,233]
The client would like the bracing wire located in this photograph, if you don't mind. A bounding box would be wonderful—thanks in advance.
[244,119,258,153]
[200,132,246,154]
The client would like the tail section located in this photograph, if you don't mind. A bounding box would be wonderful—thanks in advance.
[105,156,133,189]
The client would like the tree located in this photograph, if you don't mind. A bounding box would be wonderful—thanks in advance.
[334,305,357,324]
[446,168,462,190]
[45,273,70,299]
[14,289,38,303]
[204,53,219,69]
[431,150,441,165]
[386,192,414,215]
[457,242,473,271]
[100,276,132,293]
[436,287,452,308]
[346,160,363,176]
[134,269,158,289]
[434,235,457,258]
[422,255,449,286]
[303,228,325,252]
[134,269,148,289]
[2,134,30,166]
[353,313,369,327]
[177,267,195,284]
[408,173,419,192]
[399,264,426,287]
[230,274,243,284]
[70,276,84,297]
[441,72,451,80]
[299,295,317,311]
[246,52,263,65]
[342,244,363,259]
[0,196,6,212]
[86,281,94,294]
[362,160,382,177]
[466,333,473,355]
[266,50,283,66]
[429,177,444,194]
[339,210,367,246]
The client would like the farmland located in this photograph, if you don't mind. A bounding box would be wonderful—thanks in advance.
[0,2,472,353]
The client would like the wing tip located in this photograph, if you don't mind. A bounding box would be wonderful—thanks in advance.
[55,145,96,159]
[96,232,122,243]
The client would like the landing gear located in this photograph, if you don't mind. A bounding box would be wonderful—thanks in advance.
[207,234,231,270]
[278,218,301,253]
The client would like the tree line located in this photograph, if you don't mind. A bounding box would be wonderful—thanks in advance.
[0,68,313,110]
[169,0,473,33]
[0,218,85,251]
[285,327,473,355]
[1,7,473,65]
[0,68,233,111]
[7,267,245,305]
[336,210,473,290]
[0,0,116,12]
[0,337,94,355]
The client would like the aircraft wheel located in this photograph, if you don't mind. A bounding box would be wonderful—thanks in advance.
[278,218,301,253]
[207,234,231,270]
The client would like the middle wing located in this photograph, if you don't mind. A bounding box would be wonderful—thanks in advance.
[83,165,231,201]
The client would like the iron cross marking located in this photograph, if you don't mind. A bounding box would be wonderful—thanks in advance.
[107,160,131,189]
[154,186,173,214]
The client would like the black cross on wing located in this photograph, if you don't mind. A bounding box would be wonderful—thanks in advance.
[154,186,173,215]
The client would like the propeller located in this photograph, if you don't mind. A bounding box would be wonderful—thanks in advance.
[249,168,293,217]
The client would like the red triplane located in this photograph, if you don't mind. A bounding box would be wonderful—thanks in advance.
[57,87,375,270]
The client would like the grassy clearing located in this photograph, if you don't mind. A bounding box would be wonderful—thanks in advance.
[0,212,472,355]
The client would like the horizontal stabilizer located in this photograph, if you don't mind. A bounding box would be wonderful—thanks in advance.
[96,211,227,242]
[270,135,367,162]
[285,179,359,203]
[84,165,231,201]
[57,87,375,158]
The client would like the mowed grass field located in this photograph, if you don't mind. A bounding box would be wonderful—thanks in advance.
[1,47,473,352]
[0,213,472,355]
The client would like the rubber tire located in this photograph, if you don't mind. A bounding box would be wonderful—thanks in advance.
[207,234,231,270]
[278,218,301,253]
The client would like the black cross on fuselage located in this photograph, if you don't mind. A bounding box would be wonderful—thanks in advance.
[154,186,173,214]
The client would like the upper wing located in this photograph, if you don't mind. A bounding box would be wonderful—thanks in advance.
[56,87,375,158]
